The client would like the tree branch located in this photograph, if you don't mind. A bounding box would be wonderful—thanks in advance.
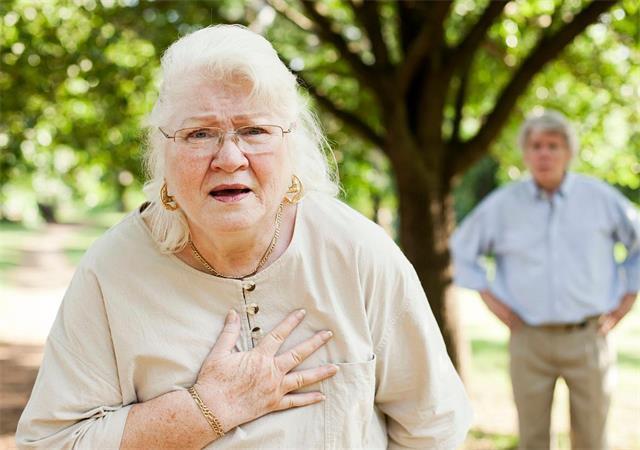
[299,1,381,91]
[413,2,454,148]
[267,0,313,31]
[451,69,469,145]
[298,63,356,78]
[397,1,453,95]
[453,0,615,175]
[448,1,507,73]
[348,0,389,67]
[296,71,385,149]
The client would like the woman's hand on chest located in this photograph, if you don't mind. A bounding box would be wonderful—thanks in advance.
[193,308,338,432]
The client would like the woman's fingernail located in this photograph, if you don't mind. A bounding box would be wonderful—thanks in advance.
[296,309,306,319]
[226,309,237,323]
[322,330,333,339]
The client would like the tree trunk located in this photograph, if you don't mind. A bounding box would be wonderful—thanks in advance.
[115,181,127,213]
[392,151,469,380]
[371,192,381,225]
[37,202,57,224]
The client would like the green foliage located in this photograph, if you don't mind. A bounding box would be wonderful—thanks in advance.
[1,0,638,225]
[1,0,157,219]
[453,155,499,222]
[476,2,640,198]
[444,0,640,209]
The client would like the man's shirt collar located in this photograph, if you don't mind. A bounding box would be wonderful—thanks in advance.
[526,172,574,200]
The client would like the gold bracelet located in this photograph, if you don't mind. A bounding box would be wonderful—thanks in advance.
[187,385,225,438]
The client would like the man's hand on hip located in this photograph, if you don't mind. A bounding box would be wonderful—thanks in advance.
[480,289,525,331]
[598,292,638,335]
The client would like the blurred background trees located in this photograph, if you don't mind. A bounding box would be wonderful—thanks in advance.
[1,0,639,368]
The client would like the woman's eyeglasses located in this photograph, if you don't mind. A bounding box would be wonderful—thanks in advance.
[159,124,292,155]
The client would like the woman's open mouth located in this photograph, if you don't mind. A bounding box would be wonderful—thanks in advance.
[209,185,252,203]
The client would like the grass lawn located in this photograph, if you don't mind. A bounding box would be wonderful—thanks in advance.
[0,210,125,280]
[61,223,118,265]
[0,222,43,286]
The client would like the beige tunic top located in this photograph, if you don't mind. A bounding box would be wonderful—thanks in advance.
[16,193,472,449]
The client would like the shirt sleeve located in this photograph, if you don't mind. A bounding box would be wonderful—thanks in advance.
[367,250,473,449]
[15,262,132,450]
[610,190,640,293]
[450,198,496,292]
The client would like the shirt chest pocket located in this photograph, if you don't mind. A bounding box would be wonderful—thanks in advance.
[322,354,382,449]
[561,221,611,245]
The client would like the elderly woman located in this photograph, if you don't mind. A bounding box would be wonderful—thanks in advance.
[17,25,472,449]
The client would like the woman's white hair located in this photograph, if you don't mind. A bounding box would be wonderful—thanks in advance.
[517,109,579,158]
[142,24,339,253]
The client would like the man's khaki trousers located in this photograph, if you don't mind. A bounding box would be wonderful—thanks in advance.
[509,320,615,450]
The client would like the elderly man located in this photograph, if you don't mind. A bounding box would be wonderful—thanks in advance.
[450,110,639,450]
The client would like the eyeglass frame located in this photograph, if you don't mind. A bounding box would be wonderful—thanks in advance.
[158,124,293,154]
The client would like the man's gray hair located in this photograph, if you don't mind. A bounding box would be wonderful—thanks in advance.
[517,109,579,158]
[141,25,339,253]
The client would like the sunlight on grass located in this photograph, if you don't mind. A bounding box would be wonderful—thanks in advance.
[62,225,114,265]
[466,429,518,450]
[1,209,127,283]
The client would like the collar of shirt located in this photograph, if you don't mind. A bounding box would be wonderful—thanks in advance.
[525,172,575,201]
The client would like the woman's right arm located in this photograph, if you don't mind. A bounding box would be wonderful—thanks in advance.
[121,309,337,449]
[16,265,133,449]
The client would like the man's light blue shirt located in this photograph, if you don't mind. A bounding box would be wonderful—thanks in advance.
[450,173,640,325]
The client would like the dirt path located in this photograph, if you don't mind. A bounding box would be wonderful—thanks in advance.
[0,224,76,447]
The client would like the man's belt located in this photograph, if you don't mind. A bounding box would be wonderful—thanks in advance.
[533,315,601,332]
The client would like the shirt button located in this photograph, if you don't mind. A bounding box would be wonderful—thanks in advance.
[251,326,262,339]
[246,303,259,315]
[242,281,256,292]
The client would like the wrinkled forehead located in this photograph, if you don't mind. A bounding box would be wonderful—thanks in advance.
[164,74,278,128]
[525,128,568,145]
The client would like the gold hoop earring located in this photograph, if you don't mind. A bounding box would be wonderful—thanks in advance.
[161,181,179,211]
[284,175,304,204]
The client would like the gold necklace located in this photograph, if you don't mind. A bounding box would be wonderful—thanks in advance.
[188,202,284,279]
